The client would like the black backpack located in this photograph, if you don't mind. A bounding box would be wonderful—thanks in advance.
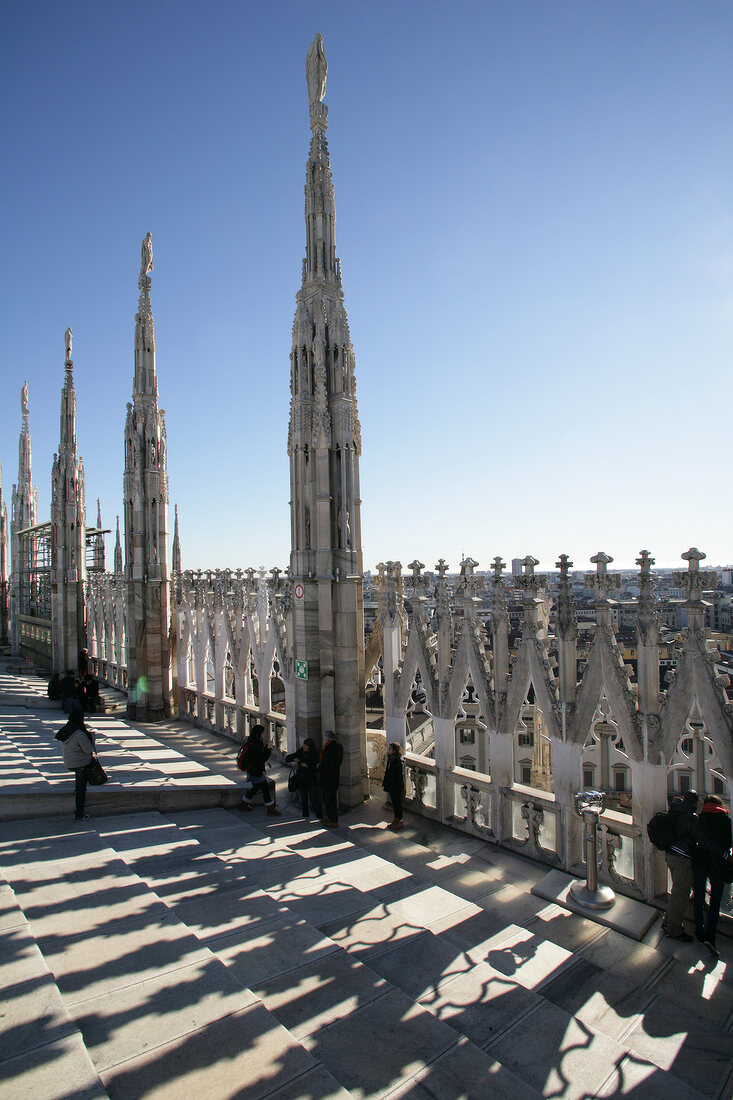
[647,810,676,851]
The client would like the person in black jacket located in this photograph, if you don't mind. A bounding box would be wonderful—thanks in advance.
[382,741,405,831]
[318,730,344,827]
[237,725,281,816]
[662,790,698,942]
[691,794,732,959]
[286,738,322,819]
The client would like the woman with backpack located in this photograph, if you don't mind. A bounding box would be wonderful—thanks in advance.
[691,795,732,959]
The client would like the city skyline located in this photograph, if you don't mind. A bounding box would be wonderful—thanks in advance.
[1,1,731,573]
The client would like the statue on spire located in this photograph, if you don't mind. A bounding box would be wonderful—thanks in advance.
[64,327,73,362]
[21,380,29,418]
[140,232,154,282]
[306,34,327,106]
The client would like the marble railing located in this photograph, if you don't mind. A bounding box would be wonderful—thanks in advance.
[177,686,287,754]
[89,657,127,692]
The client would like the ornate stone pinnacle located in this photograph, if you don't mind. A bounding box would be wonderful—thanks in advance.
[590,551,613,573]
[586,552,620,604]
[521,556,540,577]
[491,556,506,581]
[636,549,655,573]
[556,554,573,575]
[435,559,449,580]
[674,547,716,607]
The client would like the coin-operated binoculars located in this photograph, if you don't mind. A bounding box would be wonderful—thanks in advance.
[569,790,616,910]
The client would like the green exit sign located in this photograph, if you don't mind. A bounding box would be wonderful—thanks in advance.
[296,659,308,681]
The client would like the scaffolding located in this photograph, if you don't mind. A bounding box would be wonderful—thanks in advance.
[16,521,52,667]
[15,522,110,669]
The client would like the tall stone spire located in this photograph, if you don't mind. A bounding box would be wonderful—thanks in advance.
[0,463,9,648]
[10,381,39,653]
[171,504,181,575]
[288,36,366,808]
[123,233,171,720]
[114,516,123,575]
[51,329,87,672]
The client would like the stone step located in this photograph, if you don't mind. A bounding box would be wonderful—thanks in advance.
[0,817,348,1099]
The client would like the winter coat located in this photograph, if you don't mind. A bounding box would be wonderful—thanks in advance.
[383,754,404,795]
[667,799,697,858]
[286,746,318,787]
[243,739,271,778]
[61,727,94,771]
[319,740,344,788]
[691,805,732,878]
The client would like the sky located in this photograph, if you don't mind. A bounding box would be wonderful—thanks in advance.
[1,1,731,575]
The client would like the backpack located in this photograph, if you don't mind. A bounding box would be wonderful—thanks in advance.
[647,811,676,851]
[237,740,253,772]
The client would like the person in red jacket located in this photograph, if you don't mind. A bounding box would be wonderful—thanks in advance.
[691,795,732,959]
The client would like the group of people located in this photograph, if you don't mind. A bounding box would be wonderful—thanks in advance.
[238,728,408,833]
[285,731,345,826]
[48,651,101,715]
[664,791,732,958]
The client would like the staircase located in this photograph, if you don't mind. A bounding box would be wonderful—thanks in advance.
[1,805,732,1099]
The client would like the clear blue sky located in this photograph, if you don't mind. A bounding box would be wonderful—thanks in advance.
[1,1,731,574]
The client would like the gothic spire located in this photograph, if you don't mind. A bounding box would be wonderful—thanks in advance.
[134,231,158,400]
[114,516,123,575]
[123,232,171,720]
[172,504,181,574]
[287,37,367,806]
[289,34,363,575]
[57,326,77,461]
[12,380,38,533]
[51,328,86,671]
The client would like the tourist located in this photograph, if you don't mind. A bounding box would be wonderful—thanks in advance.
[237,724,281,816]
[56,703,95,821]
[47,672,63,702]
[662,789,698,942]
[60,670,77,714]
[77,670,101,713]
[79,647,89,677]
[285,737,322,819]
[383,741,405,831]
[691,795,732,959]
[319,730,344,827]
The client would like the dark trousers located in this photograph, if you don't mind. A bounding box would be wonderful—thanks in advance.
[693,863,724,943]
[322,784,338,823]
[300,783,322,818]
[74,767,88,816]
[243,776,275,805]
[388,788,403,821]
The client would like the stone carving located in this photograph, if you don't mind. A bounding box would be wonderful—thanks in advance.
[306,34,328,106]
[21,381,28,417]
[64,327,73,361]
[140,232,154,281]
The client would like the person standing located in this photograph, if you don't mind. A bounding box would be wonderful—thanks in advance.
[319,730,343,827]
[57,704,95,821]
[662,790,698,942]
[691,795,732,959]
[237,724,281,816]
[286,738,322,819]
[383,742,405,831]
